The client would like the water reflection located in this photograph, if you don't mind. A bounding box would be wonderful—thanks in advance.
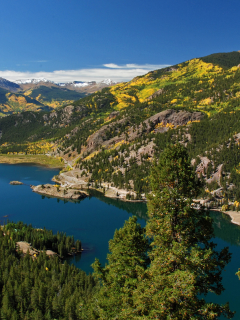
[40,194,86,205]
[89,189,148,220]
[211,210,240,246]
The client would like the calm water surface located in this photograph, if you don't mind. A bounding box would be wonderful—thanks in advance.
[1,163,240,318]
[0,163,147,273]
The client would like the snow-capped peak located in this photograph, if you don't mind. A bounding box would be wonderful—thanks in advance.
[57,81,97,88]
[14,78,54,85]
[100,79,116,85]
[57,79,116,87]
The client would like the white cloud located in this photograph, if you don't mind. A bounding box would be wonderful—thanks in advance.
[0,63,170,83]
[103,63,169,70]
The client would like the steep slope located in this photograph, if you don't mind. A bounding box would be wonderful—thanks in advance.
[0,77,20,92]
[1,51,240,204]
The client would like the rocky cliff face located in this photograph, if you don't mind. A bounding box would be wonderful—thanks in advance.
[145,109,202,129]
[83,109,203,155]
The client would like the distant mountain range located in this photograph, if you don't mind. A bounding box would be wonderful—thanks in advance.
[0,77,117,115]
[14,78,116,88]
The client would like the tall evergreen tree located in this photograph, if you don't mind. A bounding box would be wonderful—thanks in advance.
[92,216,149,319]
[134,144,234,319]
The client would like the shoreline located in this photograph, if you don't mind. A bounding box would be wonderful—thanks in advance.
[31,184,88,201]
[3,156,145,203]
[4,155,240,219]
[53,170,147,203]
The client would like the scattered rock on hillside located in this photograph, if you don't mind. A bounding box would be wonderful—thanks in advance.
[79,109,204,157]
[86,118,127,152]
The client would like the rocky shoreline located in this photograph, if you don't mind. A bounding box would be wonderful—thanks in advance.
[52,169,146,202]
[31,183,88,200]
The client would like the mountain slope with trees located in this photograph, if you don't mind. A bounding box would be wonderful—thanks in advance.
[1,51,240,204]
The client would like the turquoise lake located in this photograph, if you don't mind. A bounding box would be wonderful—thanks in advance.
[1,163,240,318]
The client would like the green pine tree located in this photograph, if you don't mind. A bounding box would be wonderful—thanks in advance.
[92,216,149,319]
[134,144,234,319]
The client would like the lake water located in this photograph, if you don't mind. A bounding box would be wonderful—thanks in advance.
[0,163,147,273]
[1,163,240,318]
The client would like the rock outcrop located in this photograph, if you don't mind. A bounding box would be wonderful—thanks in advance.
[31,184,88,200]
[144,109,203,130]
[147,88,164,100]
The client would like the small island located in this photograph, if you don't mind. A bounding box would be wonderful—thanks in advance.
[10,181,23,185]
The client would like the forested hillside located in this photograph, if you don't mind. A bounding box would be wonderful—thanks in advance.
[1,51,240,204]
[0,222,96,319]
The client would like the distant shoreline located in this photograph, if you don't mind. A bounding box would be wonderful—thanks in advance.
[0,154,63,169]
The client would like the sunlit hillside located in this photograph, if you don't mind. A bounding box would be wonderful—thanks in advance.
[0,88,51,116]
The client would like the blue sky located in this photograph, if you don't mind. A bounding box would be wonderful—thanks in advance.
[0,0,239,82]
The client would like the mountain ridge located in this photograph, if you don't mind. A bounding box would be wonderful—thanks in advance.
[0,77,20,92]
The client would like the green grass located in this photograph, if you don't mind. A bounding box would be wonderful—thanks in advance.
[0,154,64,168]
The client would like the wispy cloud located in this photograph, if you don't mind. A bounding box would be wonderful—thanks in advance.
[0,63,170,83]
[16,64,29,67]
[32,60,48,63]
